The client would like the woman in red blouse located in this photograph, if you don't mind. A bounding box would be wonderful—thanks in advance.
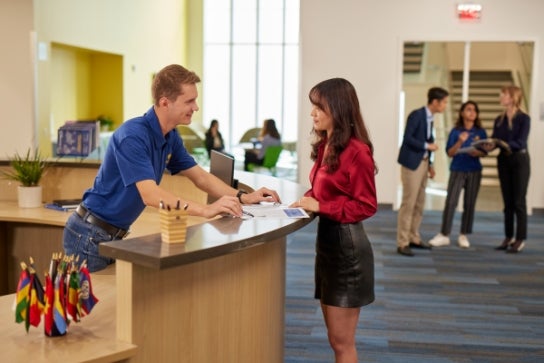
[293,78,377,362]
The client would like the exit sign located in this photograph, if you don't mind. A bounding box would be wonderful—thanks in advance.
[457,3,482,20]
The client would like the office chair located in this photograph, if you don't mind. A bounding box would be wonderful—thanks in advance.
[247,145,283,176]
[238,127,261,144]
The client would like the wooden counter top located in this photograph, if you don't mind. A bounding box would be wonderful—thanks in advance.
[0,202,208,238]
[100,172,312,270]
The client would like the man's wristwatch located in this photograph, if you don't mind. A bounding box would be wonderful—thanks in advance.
[236,190,248,204]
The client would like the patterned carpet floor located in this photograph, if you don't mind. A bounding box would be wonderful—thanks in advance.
[285,207,544,362]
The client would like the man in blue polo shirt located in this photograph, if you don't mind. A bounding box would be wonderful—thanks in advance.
[63,64,281,272]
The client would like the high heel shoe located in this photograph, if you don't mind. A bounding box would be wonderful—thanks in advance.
[495,238,514,250]
[506,240,525,253]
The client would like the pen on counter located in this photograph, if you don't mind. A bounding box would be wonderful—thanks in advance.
[242,210,254,218]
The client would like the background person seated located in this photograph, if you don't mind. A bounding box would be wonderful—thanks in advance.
[204,119,225,157]
[244,118,282,171]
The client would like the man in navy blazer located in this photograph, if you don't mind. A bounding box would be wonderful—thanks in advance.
[397,87,449,256]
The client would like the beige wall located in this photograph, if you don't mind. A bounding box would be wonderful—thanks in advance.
[33,0,191,156]
[0,0,34,155]
[299,0,544,210]
[0,0,203,158]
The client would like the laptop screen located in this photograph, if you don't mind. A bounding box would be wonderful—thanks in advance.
[208,150,235,203]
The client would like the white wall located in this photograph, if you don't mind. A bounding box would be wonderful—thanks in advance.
[298,0,544,210]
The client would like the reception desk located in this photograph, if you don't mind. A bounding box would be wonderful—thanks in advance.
[100,172,312,363]
[0,163,313,363]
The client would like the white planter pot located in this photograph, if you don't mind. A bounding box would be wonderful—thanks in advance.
[17,185,43,208]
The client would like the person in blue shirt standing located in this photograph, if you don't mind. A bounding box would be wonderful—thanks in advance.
[428,101,488,249]
[63,64,281,272]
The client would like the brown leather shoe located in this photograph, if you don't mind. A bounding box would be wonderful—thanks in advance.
[397,246,414,257]
[506,240,525,253]
[495,238,513,250]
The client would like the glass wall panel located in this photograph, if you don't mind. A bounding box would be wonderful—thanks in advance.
[231,45,257,143]
[284,0,300,44]
[233,0,256,43]
[203,45,231,143]
[257,45,283,134]
[283,45,299,142]
[204,0,231,43]
[204,0,299,150]
[258,0,284,44]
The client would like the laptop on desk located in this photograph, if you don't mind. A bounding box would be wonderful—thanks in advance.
[208,150,235,204]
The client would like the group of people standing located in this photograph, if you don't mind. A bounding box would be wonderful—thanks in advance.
[397,85,531,257]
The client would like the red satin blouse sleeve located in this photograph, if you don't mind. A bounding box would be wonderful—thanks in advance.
[305,138,377,223]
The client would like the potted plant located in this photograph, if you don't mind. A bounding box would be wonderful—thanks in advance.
[97,115,114,132]
[2,148,48,208]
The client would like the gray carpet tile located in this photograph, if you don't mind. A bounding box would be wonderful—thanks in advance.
[285,208,544,362]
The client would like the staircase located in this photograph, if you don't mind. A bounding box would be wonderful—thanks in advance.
[403,43,424,73]
[450,71,514,186]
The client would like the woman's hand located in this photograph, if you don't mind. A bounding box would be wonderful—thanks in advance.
[290,196,319,212]
[480,142,495,152]
[458,131,469,143]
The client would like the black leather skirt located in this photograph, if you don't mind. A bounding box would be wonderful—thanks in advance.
[314,216,375,308]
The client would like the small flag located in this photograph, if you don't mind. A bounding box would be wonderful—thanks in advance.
[79,265,99,315]
[28,268,45,327]
[44,273,54,336]
[15,262,31,329]
[53,270,67,334]
[66,268,81,322]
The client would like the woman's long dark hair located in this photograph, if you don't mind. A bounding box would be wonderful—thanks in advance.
[260,118,281,140]
[455,100,482,129]
[309,78,375,173]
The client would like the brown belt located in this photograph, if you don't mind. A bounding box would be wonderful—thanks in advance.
[75,204,129,239]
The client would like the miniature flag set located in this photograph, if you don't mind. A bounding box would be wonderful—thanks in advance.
[14,254,98,336]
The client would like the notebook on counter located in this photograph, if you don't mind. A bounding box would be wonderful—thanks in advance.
[43,198,81,210]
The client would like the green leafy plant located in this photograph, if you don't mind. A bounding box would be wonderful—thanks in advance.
[2,148,48,187]
[97,115,114,131]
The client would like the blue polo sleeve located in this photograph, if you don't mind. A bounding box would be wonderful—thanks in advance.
[165,130,198,175]
[115,134,157,186]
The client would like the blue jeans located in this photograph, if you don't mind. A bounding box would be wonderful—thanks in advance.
[63,213,116,272]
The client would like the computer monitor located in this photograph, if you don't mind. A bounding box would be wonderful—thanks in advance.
[208,150,235,203]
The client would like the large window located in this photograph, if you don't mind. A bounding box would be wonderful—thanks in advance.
[203,0,299,148]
